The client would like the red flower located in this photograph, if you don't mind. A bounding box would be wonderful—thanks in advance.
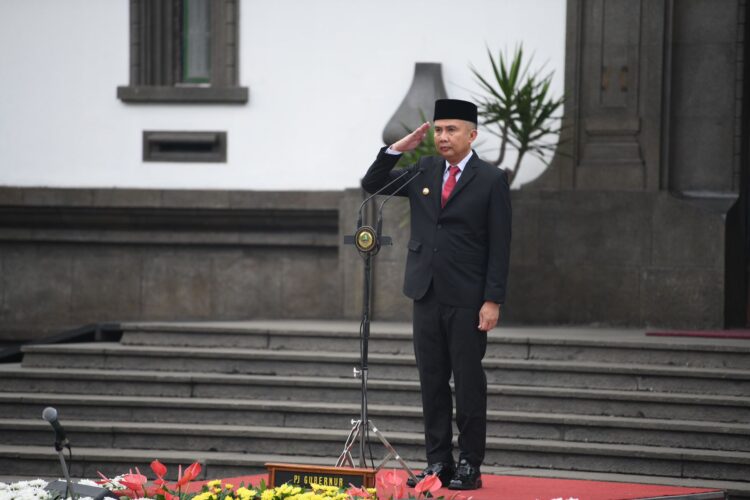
[377,470,405,499]
[346,483,371,499]
[151,459,167,479]
[414,474,442,497]
[100,459,201,499]
[176,461,202,488]
[119,468,147,498]
[149,459,169,487]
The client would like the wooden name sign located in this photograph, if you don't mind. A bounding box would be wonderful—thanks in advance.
[265,462,376,489]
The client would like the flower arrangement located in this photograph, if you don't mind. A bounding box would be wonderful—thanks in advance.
[0,459,576,500]
[0,460,445,500]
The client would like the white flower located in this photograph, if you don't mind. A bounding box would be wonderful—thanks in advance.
[96,474,126,491]
[75,480,99,487]
[0,480,49,500]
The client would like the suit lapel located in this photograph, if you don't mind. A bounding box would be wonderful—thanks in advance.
[431,156,444,213]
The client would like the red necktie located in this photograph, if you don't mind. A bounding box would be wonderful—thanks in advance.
[441,165,460,208]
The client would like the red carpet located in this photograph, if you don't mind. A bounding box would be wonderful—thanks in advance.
[647,329,750,339]
[188,470,723,499]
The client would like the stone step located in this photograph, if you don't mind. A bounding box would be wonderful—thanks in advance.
[3,419,750,482]
[6,320,750,495]
[4,393,750,452]
[0,444,329,481]
[120,323,417,356]
[1,364,748,423]
[20,342,750,396]
[120,321,750,370]
[1,444,747,498]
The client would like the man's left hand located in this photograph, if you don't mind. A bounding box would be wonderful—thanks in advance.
[478,301,500,332]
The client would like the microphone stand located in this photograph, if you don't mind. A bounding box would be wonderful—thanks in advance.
[337,167,421,485]
[47,442,114,500]
[42,408,115,500]
[55,441,73,499]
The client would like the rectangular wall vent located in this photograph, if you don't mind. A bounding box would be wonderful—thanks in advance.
[143,131,227,162]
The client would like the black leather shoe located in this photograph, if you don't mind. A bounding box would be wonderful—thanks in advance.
[448,459,482,490]
[406,461,455,487]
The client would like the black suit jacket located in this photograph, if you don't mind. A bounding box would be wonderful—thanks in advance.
[362,147,511,309]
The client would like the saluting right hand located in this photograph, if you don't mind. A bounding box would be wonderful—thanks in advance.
[391,122,431,153]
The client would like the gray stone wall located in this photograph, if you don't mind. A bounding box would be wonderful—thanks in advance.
[506,190,732,328]
[339,188,735,329]
[0,183,737,341]
[0,188,343,342]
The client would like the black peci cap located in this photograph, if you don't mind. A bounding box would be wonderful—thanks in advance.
[433,99,478,124]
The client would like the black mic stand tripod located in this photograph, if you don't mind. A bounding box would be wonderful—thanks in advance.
[336,188,417,484]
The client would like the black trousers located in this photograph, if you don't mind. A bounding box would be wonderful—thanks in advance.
[412,284,488,467]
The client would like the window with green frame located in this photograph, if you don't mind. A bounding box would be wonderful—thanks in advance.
[118,0,247,103]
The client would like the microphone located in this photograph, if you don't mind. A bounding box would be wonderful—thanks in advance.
[375,167,424,238]
[42,407,70,451]
[358,166,420,229]
[41,407,114,500]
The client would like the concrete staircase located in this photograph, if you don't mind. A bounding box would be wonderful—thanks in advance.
[0,321,749,497]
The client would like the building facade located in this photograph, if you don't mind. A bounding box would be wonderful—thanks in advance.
[0,0,747,341]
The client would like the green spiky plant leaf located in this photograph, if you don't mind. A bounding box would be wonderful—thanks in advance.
[470,44,563,185]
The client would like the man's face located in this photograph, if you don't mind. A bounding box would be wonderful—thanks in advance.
[433,119,477,164]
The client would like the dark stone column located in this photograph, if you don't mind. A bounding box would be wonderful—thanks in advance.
[531,0,669,191]
[516,0,746,328]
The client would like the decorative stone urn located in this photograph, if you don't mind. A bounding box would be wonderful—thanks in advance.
[382,62,448,145]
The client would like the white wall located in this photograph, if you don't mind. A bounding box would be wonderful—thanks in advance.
[0,1,566,191]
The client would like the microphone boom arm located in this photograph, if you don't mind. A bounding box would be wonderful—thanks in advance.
[376,166,423,239]
[357,165,417,228]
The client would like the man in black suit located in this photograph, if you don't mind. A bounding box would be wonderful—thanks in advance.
[361,99,511,490]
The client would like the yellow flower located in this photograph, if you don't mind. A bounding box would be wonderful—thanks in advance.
[224,483,234,490]
[192,492,215,500]
[236,486,257,500]
[261,489,276,500]
[275,483,302,496]
[289,493,325,500]
[207,479,222,488]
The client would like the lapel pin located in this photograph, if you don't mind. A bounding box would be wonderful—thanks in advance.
[422,187,430,195]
